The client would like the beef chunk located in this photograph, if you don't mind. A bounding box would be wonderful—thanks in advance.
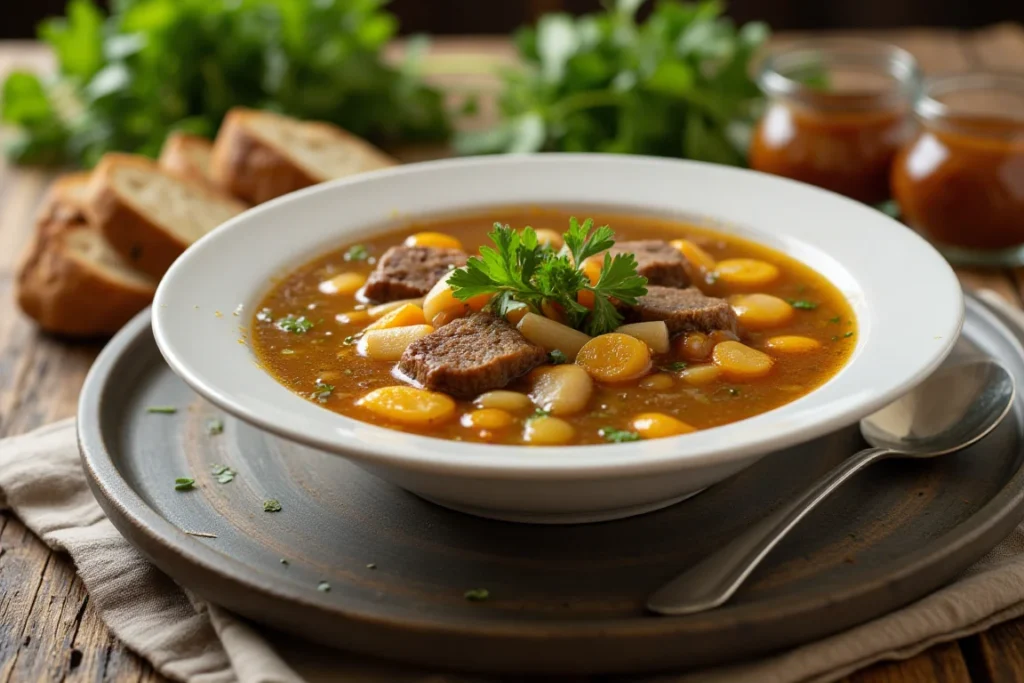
[630,286,737,334]
[608,240,689,288]
[398,313,548,398]
[362,246,467,303]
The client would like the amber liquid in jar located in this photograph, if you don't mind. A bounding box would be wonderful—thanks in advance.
[749,40,920,205]
[891,74,1024,263]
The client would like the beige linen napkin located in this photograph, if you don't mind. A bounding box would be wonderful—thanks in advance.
[1,290,1023,683]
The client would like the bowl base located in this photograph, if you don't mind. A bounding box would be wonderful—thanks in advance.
[416,488,707,524]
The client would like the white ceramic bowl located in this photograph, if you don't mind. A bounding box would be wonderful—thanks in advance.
[153,155,963,524]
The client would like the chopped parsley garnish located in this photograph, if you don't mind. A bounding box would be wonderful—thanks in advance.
[206,418,224,435]
[600,428,641,443]
[263,499,282,512]
[256,308,273,322]
[147,406,177,414]
[528,408,551,420]
[659,361,688,372]
[342,335,360,346]
[844,331,854,338]
[344,244,370,262]
[828,316,841,324]
[275,314,314,334]
[174,477,195,491]
[464,588,490,601]
[210,464,236,484]
[548,349,568,365]
[311,381,335,403]
[317,581,331,592]
[449,218,648,336]
[788,299,818,310]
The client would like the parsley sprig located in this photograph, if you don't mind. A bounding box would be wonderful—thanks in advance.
[448,218,647,335]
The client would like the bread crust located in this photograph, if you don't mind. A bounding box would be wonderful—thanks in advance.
[210,107,398,204]
[158,131,214,184]
[87,153,246,279]
[16,174,156,337]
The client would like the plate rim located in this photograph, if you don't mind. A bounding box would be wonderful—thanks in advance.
[78,299,1024,673]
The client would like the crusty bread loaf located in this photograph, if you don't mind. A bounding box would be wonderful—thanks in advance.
[158,132,214,184]
[210,107,398,204]
[86,153,248,279]
[16,173,157,337]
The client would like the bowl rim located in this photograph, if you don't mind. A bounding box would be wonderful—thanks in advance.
[152,153,964,479]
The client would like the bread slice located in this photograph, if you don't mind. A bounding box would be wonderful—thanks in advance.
[159,132,214,185]
[86,153,248,278]
[16,173,157,337]
[210,108,398,204]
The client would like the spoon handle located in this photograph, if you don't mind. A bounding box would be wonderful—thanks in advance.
[647,446,892,616]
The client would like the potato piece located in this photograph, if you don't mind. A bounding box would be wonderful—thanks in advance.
[475,390,533,412]
[678,331,713,361]
[615,321,670,353]
[730,294,794,330]
[523,416,575,445]
[367,297,424,319]
[517,312,591,360]
[639,373,674,390]
[576,333,651,383]
[319,272,367,295]
[461,408,514,430]
[712,340,774,379]
[404,232,463,250]
[671,239,717,273]
[681,364,721,386]
[534,228,564,249]
[356,386,455,427]
[528,364,594,416]
[632,412,696,439]
[357,324,434,361]
[336,310,371,325]
[765,335,822,354]
[422,271,490,327]
[714,259,780,288]
[365,303,426,331]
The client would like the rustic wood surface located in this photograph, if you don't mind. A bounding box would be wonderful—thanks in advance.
[0,26,1023,683]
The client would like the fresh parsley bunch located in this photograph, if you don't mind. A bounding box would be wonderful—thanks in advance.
[449,218,648,336]
[457,0,768,165]
[1,0,451,167]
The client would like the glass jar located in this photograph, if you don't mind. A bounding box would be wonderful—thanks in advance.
[750,40,921,204]
[891,73,1024,266]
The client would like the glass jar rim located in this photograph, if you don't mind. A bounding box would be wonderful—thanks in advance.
[757,38,922,108]
[916,72,1024,126]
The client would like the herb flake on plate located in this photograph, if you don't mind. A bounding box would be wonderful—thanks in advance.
[174,477,195,491]
[600,428,641,443]
[263,499,282,513]
[210,464,236,484]
[147,406,177,414]
[464,588,490,601]
[206,418,224,435]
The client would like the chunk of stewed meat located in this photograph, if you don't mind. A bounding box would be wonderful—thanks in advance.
[398,313,548,398]
[630,286,738,334]
[362,246,467,303]
[608,240,690,288]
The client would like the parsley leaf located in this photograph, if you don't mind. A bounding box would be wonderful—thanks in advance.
[449,218,647,335]
[174,477,195,491]
[788,300,818,310]
[276,315,314,334]
[344,244,370,262]
[210,464,236,484]
[600,428,641,443]
[311,382,334,403]
[147,406,177,414]
[528,408,552,420]
[464,588,490,601]
[548,349,568,365]
[206,418,224,435]
[263,499,282,513]
[828,316,841,324]
[659,361,688,372]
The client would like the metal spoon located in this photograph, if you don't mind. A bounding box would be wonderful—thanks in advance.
[647,359,1015,616]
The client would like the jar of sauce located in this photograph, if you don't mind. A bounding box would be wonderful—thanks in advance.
[750,40,921,204]
[891,73,1024,266]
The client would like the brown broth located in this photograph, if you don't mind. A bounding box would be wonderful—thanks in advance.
[250,208,856,445]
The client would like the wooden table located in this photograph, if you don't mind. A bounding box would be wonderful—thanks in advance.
[2,27,1024,683]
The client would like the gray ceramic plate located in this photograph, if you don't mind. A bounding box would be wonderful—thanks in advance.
[78,294,1024,675]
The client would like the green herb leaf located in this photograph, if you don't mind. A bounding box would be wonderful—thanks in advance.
[828,316,841,324]
[276,315,314,334]
[342,335,360,346]
[464,588,490,601]
[659,361,688,372]
[788,300,818,310]
[206,418,224,435]
[344,244,370,262]
[174,477,195,491]
[528,408,552,420]
[147,406,177,414]
[210,464,236,484]
[311,381,334,403]
[600,428,641,443]
[263,499,282,513]
[844,331,854,338]
[548,349,568,365]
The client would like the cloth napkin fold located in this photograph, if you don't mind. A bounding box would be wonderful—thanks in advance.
[2,289,1023,683]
